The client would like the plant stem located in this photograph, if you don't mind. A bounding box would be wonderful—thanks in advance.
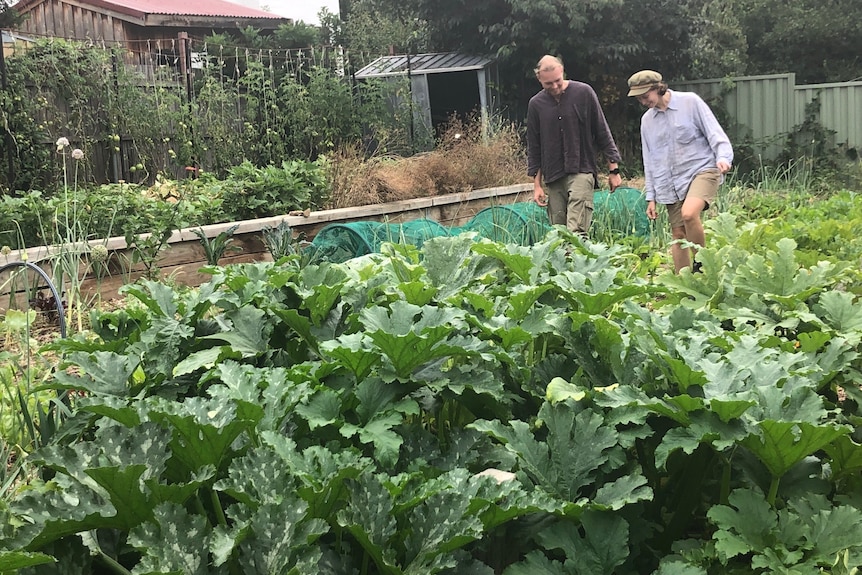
[720,455,732,505]
[211,488,228,527]
[97,549,133,575]
[766,476,780,507]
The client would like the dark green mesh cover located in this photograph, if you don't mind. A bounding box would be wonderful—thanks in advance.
[311,219,451,263]
[310,189,647,263]
[452,202,551,245]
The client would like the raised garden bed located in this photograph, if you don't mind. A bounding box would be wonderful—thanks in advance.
[1,183,532,306]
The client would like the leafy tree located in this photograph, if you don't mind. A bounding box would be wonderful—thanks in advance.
[345,0,700,119]
[685,0,749,79]
[737,0,862,83]
[340,0,429,67]
[205,21,324,50]
[0,0,24,29]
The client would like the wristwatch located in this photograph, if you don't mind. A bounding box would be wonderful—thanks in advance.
[608,168,621,175]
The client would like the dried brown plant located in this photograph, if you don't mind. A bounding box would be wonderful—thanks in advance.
[325,114,530,209]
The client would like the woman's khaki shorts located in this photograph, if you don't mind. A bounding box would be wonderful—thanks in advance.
[665,169,720,229]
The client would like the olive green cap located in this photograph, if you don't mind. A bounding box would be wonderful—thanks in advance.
[627,70,662,96]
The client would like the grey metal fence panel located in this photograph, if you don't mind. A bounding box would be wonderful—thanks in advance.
[673,73,861,160]
[795,81,862,158]
[674,74,795,159]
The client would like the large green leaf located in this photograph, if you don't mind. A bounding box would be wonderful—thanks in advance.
[813,290,862,336]
[148,397,261,475]
[337,473,401,575]
[270,439,370,520]
[128,502,215,575]
[471,473,565,530]
[565,314,628,388]
[654,412,747,468]
[553,269,658,315]
[708,488,778,561]
[470,241,541,284]
[341,412,405,467]
[732,238,838,304]
[593,474,653,510]
[297,264,349,326]
[122,279,180,318]
[173,346,241,377]
[401,490,485,575]
[137,316,196,380]
[272,307,320,356]
[822,435,862,480]
[506,284,555,321]
[790,498,862,559]
[201,306,271,356]
[536,511,629,575]
[741,421,850,479]
[295,387,342,430]
[0,551,55,571]
[319,332,381,381]
[471,401,620,503]
[50,351,140,396]
[10,478,117,550]
[422,234,500,299]
[230,498,328,575]
[360,302,472,377]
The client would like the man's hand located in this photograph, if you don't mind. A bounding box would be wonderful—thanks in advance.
[534,186,548,206]
[717,160,732,174]
[646,200,658,220]
[608,173,622,193]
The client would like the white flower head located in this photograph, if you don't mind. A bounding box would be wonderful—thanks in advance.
[89,244,109,263]
[56,137,70,151]
[71,148,85,160]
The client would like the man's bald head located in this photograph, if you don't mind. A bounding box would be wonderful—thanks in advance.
[535,55,564,78]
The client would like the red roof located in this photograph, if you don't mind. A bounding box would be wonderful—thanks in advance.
[107,0,279,18]
[17,0,285,20]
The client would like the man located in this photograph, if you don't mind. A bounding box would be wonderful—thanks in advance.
[527,55,622,236]
[628,70,733,273]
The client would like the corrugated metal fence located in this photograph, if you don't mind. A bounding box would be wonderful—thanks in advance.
[674,73,862,160]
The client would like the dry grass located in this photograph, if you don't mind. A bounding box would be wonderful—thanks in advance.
[325,115,531,209]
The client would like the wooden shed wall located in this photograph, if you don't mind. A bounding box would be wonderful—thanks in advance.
[17,1,129,43]
[15,1,280,50]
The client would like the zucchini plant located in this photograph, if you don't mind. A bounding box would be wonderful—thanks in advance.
[2,223,861,574]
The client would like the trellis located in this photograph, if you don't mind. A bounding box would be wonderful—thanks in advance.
[0,35,383,188]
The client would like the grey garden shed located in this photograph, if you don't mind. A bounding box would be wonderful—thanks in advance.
[355,52,498,147]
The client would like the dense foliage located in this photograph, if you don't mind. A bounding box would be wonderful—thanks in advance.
[2,205,862,572]
[344,0,862,86]
[339,0,862,138]
[0,38,402,191]
[0,160,327,251]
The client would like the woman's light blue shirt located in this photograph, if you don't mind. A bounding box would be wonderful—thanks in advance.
[641,90,733,203]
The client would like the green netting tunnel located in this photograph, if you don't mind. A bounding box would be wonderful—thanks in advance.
[310,188,648,263]
[311,218,451,263]
[452,201,551,245]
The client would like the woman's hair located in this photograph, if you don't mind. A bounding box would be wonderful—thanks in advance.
[656,81,669,96]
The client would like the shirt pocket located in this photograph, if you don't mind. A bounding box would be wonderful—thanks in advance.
[674,124,699,144]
